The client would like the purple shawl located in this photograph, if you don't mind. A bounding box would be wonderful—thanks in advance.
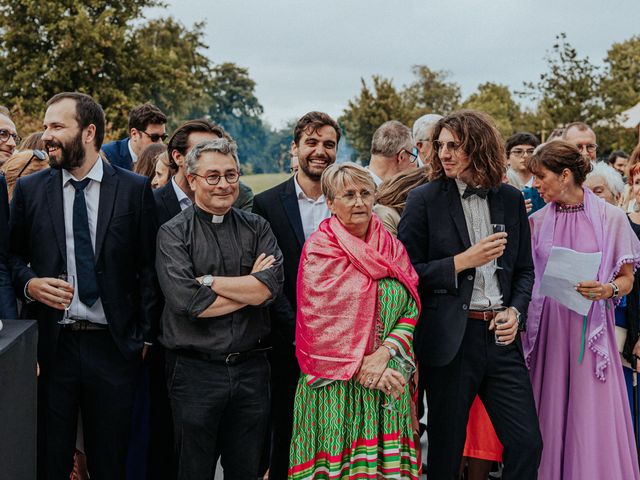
[524,187,640,381]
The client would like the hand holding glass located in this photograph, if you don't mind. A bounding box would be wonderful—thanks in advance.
[382,356,415,412]
[491,224,506,270]
[57,274,76,325]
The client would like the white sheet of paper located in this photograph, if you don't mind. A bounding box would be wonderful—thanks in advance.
[539,246,602,316]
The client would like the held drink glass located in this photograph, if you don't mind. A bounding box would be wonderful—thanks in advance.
[57,274,76,325]
[493,306,509,346]
[491,224,506,270]
[382,356,415,412]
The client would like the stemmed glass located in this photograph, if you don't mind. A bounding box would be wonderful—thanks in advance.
[382,356,415,412]
[57,274,76,325]
[491,224,506,270]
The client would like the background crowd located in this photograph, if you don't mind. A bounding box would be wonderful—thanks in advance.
[1,92,640,480]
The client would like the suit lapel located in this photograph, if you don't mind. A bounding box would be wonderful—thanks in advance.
[95,161,118,260]
[446,179,471,249]
[162,182,181,219]
[281,178,305,247]
[46,169,67,263]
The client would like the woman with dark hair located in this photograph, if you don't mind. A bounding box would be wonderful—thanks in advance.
[374,166,429,236]
[525,141,640,479]
[18,132,45,151]
[133,143,167,187]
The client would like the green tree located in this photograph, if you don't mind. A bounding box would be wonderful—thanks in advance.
[462,82,523,137]
[340,76,410,162]
[521,33,603,128]
[403,65,461,117]
[601,36,640,113]
[0,1,214,138]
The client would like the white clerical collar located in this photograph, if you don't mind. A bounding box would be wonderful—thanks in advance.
[127,139,138,163]
[211,214,224,224]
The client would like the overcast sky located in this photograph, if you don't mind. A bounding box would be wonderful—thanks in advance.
[149,0,639,128]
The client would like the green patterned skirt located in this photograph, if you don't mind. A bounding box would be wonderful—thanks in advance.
[289,278,419,479]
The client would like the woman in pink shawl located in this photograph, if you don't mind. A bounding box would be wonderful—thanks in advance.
[524,141,640,479]
[289,163,421,479]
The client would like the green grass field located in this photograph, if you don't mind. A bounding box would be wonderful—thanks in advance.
[242,173,291,194]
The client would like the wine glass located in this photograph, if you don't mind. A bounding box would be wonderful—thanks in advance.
[491,224,506,270]
[57,274,76,325]
[382,356,415,412]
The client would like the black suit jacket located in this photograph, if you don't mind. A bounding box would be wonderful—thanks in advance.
[9,161,161,371]
[0,176,17,318]
[153,181,181,228]
[253,177,304,349]
[398,177,534,367]
[101,137,133,170]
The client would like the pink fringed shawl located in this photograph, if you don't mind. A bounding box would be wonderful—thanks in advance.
[296,214,421,381]
[524,188,640,380]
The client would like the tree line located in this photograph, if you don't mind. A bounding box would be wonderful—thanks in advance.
[1,2,638,170]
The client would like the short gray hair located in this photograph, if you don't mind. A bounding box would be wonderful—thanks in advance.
[587,162,625,197]
[185,138,240,175]
[412,114,443,142]
[370,120,413,157]
[321,162,376,201]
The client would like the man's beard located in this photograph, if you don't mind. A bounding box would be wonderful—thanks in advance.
[46,131,85,171]
[299,154,332,181]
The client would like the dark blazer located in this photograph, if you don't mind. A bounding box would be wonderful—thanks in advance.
[253,177,304,348]
[9,161,161,371]
[398,177,534,367]
[0,176,17,318]
[101,137,133,170]
[153,180,181,228]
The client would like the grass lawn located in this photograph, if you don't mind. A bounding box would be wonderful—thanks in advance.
[242,173,291,194]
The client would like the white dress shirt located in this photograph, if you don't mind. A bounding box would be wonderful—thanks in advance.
[293,175,331,240]
[172,177,193,211]
[62,159,108,324]
[455,179,503,310]
[127,139,138,164]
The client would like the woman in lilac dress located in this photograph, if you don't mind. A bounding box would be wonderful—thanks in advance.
[524,141,640,479]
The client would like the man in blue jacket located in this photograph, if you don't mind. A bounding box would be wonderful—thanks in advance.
[101,103,167,170]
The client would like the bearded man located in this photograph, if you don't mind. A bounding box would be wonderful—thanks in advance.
[9,92,161,480]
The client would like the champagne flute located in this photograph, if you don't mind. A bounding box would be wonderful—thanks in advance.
[57,274,76,325]
[491,224,506,270]
[382,356,415,412]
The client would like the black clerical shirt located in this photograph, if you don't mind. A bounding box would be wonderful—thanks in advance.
[156,205,284,354]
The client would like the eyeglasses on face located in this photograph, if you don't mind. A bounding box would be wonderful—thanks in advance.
[510,148,536,158]
[0,129,20,144]
[400,148,418,163]
[576,143,597,154]
[432,140,462,153]
[192,171,241,185]
[17,149,47,178]
[334,189,374,206]
[139,130,168,143]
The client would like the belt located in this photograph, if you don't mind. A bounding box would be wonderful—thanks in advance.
[468,310,500,321]
[61,320,109,331]
[174,346,271,365]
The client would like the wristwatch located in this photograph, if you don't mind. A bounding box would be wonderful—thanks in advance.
[201,275,214,288]
[510,307,524,331]
[381,344,397,358]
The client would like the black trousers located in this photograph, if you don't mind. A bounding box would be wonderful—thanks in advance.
[166,350,271,480]
[42,329,140,480]
[267,346,300,480]
[425,318,543,480]
[146,345,177,479]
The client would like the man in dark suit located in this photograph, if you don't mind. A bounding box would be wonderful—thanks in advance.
[398,110,542,480]
[253,111,341,479]
[0,174,17,319]
[101,103,167,170]
[9,92,160,480]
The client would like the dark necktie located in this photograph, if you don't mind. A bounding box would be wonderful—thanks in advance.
[69,178,99,307]
[463,185,490,199]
